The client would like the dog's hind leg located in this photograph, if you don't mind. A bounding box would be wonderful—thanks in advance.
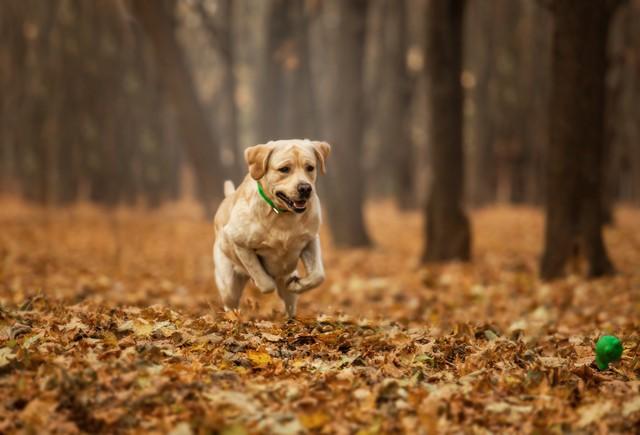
[223,180,235,197]
[277,276,299,318]
[223,273,248,310]
[214,242,247,310]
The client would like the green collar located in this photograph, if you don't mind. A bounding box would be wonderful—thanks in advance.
[257,181,287,214]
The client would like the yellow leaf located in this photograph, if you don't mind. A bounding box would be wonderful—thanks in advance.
[118,319,153,338]
[246,350,272,367]
[23,333,42,349]
[220,424,248,435]
[234,366,248,375]
[102,331,118,347]
[134,321,153,337]
[299,411,330,430]
[356,420,382,435]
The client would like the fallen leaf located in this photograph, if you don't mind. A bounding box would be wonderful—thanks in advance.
[62,317,89,332]
[20,398,57,428]
[220,424,249,435]
[246,350,272,367]
[118,319,153,337]
[261,332,282,342]
[298,411,330,430]
[577,401,613,427]
[486,401,532,414]
[539,356,565,368]
[23,332,42,349]
[168,422,193,435]
[0,347,14,367]
[623,396,640,417]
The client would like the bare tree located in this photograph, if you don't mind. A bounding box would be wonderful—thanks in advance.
[422,0,471,262]
[312,0,371,247]
[380,0,416,209]
[540,0,625,279]
[196,0,243,180]
[257,0,318,141]
[131,0,224,214]
[465,0,496,207]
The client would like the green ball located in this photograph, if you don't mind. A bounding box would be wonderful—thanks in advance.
[595,335,623,370]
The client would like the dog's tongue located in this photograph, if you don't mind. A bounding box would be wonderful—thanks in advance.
[294,200,306,208]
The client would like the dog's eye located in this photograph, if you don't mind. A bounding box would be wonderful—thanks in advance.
[278,167,290,174]
[305,165,315,172]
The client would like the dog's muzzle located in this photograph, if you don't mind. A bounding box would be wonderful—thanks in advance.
[276,191,308,213]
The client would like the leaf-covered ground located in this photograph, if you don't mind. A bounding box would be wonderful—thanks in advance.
[0,200,639,434]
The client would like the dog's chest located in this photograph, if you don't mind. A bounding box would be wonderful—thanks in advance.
[253,223,314,276]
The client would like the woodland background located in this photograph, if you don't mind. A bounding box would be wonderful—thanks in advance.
[1,0,640,433]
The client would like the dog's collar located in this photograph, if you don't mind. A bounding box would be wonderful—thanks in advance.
[257,181,287,214]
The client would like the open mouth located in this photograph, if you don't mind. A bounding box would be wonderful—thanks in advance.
[276,192,307,213]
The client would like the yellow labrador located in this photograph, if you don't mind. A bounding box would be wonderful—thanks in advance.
[213,139,331,316]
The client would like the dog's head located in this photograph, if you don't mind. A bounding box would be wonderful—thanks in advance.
[245,139,331,214]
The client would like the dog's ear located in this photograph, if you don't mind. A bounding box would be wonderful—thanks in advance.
[311,141,331,174]
[245,143,275,180]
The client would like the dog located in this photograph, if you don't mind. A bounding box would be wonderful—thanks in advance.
[213,139,331,317]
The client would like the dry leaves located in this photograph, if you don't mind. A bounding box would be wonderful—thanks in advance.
[0,201,639,433]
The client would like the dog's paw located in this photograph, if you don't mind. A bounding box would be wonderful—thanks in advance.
[287,273,324,294]
[287,281,303,293]
[286,274,303,293]
[287,277,315,294]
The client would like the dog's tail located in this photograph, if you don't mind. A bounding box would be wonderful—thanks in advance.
[223,180,235,198]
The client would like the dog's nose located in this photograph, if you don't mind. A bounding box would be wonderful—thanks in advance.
[297,183,312,199]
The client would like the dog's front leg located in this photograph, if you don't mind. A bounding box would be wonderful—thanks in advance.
[288,236,325,294]
[234,245,276,294]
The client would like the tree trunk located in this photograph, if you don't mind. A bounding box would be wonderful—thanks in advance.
[524,3,551,206]
[319,0,371,247]
[221,3,242,182]
[257,0,317,141]
[620,2,640,205]
[540,0,621,280]
[466,0,496,207]
[381,0,416,210]
[131,0,223,215]
[196,0,243,181]
[257,0,287,140]
[422,0,471,262]
[287,1,320,140]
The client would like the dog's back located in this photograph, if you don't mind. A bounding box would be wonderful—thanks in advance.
[214,180,236,239]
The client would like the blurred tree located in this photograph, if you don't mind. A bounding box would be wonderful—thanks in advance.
[317,0,371,247]
[423,0,471,262]
[465,0,550,207]
[196,0,243,181]
[521,2,551,206]
[131,0,224,214]
[540,0,625,279]
[617,1,640,205]
[380,0,416,209]
[465,0,497,207]
[607,1,640,209]
[258,0,317,141]
[11,0,58,204]
[2,0,640,226]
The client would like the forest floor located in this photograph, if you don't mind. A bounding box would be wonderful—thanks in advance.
[0,199,639,434]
